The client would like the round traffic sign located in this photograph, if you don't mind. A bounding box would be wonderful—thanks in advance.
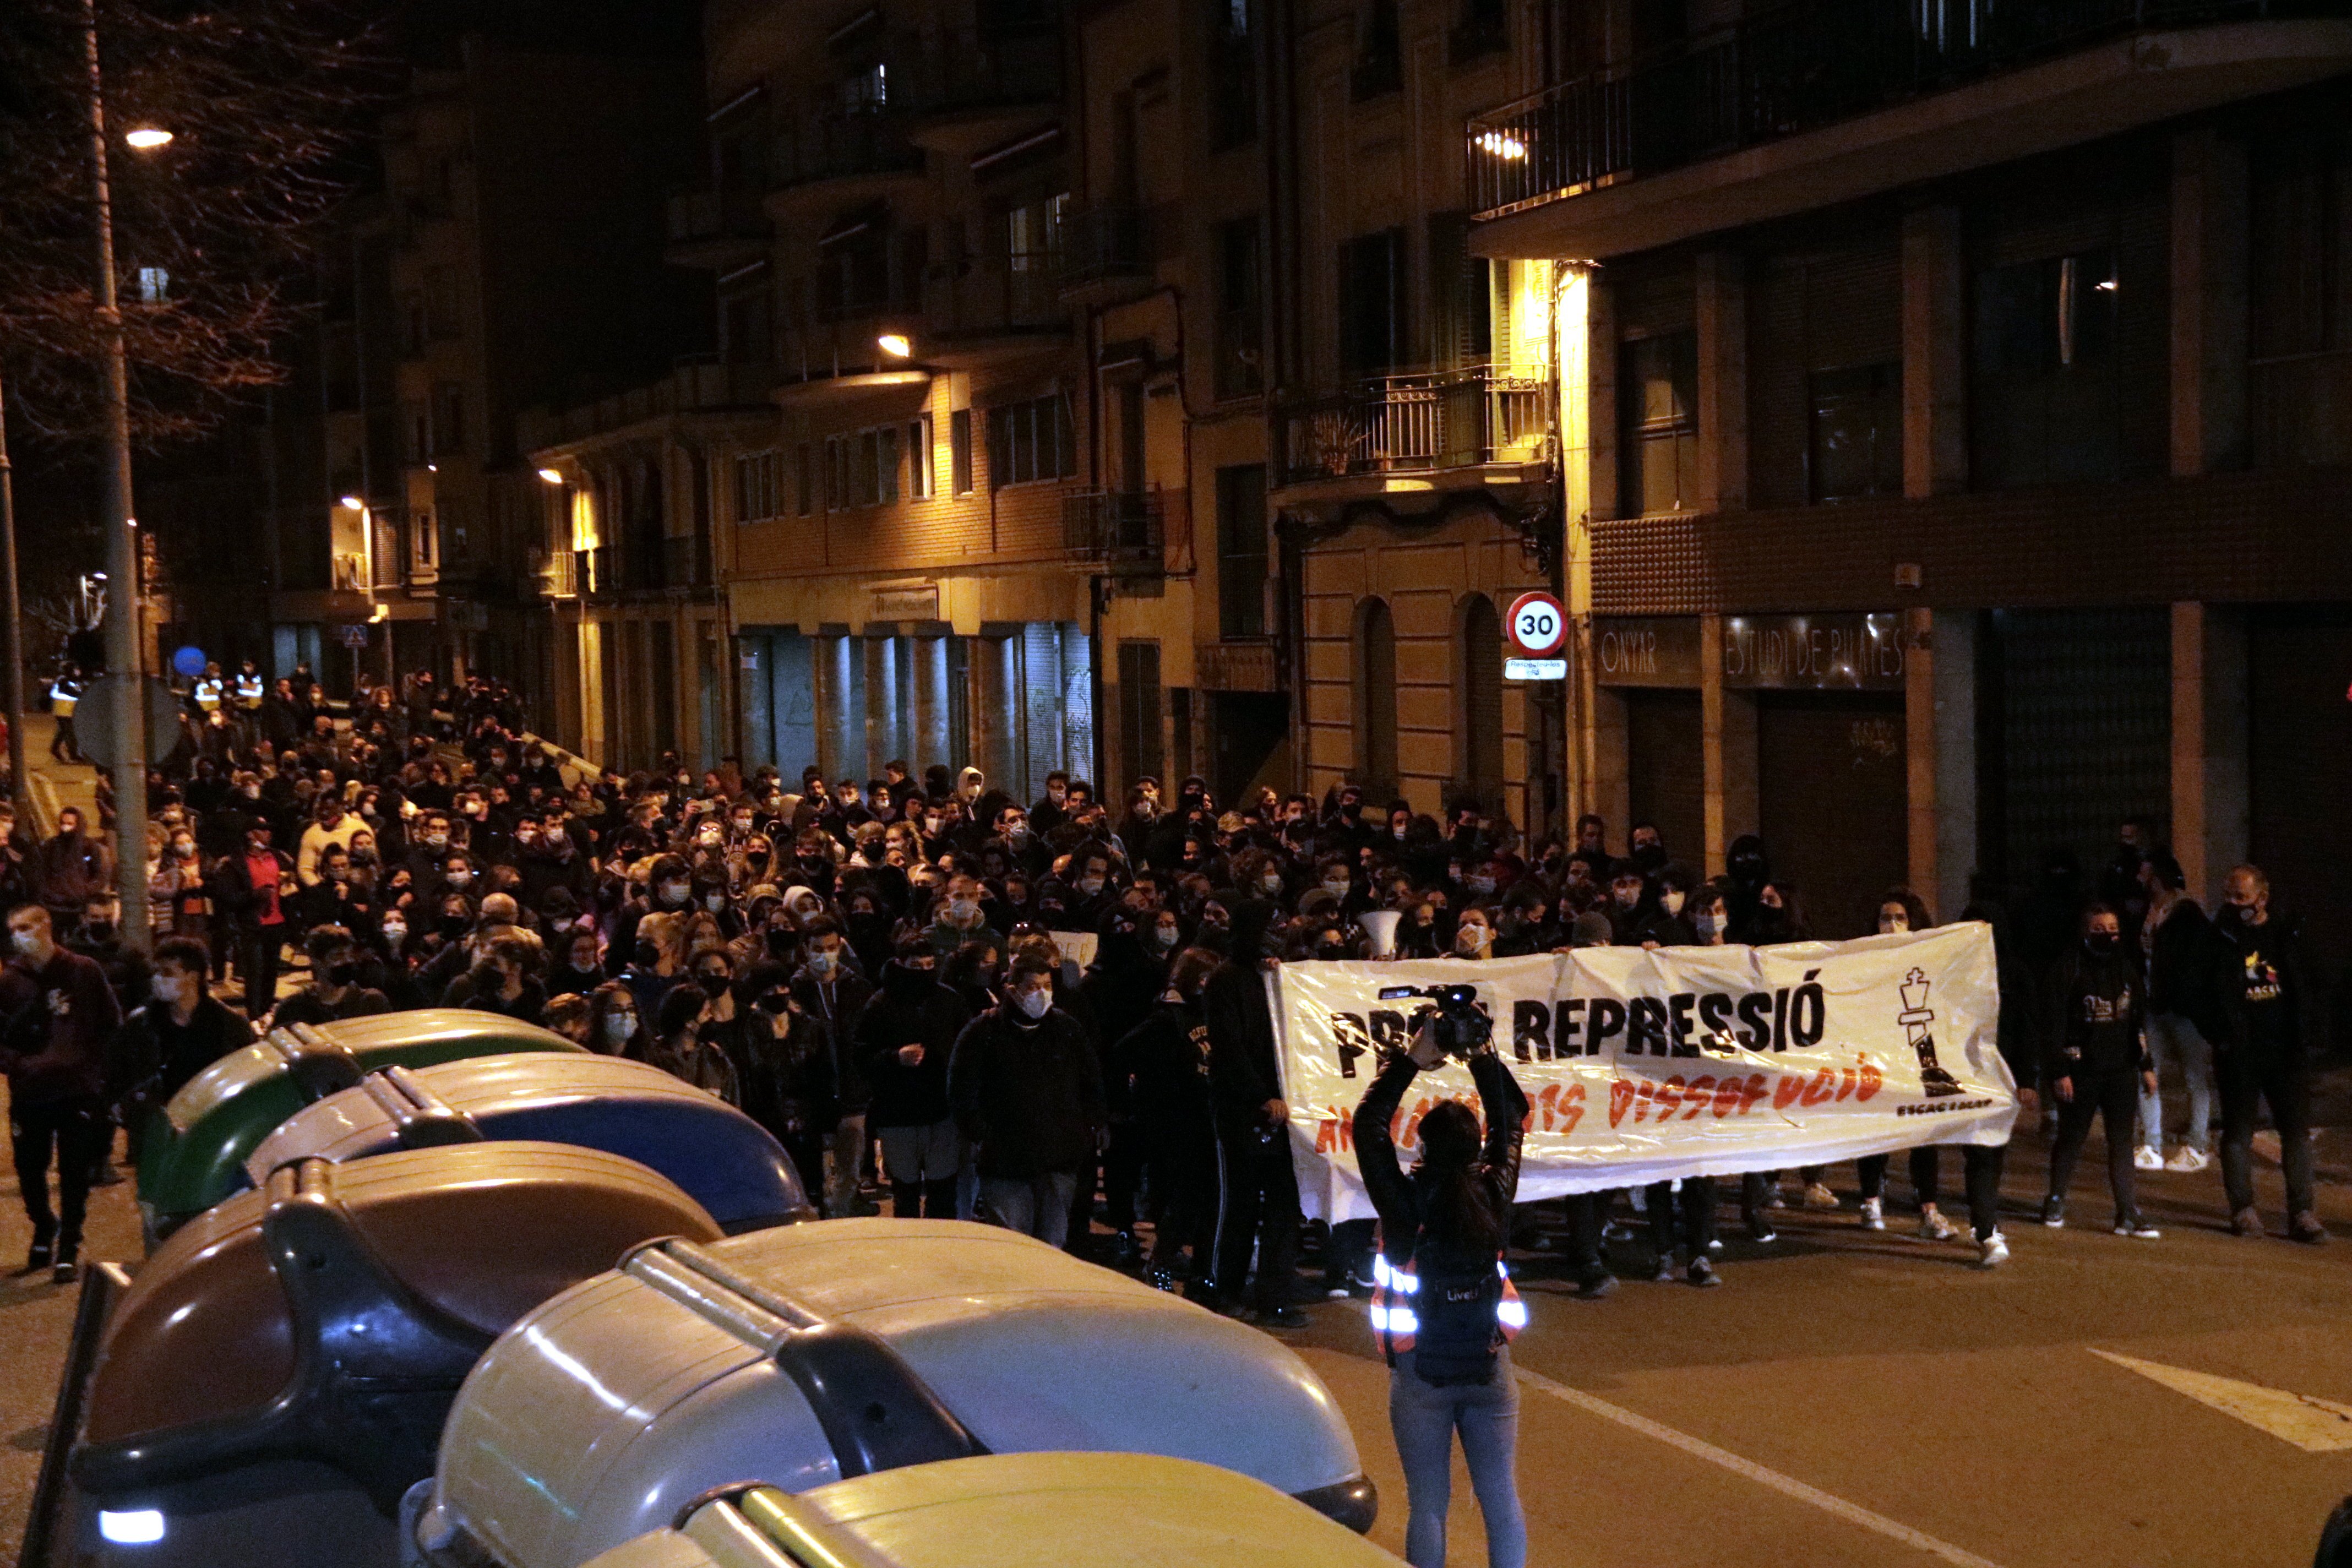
[1506,592,1566,657]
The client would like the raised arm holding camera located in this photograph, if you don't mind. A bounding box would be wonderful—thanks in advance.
[1352,994,1530,1568]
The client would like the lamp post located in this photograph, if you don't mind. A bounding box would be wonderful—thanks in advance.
[0,371,28,825]
[85,0,151,941]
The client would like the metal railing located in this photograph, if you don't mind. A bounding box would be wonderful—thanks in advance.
[541,547,578,598]
[666,188,769,247]
[898,24,1062,115]
[1280,367,1549,486]
[1468,0,2352,218]
[575,543,617,597]
[1059,204,1148,287]
[663,532,715,590]
[775,111,925,189]
[1063,489,1166,574]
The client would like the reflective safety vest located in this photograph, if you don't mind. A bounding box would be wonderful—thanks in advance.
[235,675,265,708]
[1369,1245,1524,1364]
[50,681,77,716]
[194,678,223,712]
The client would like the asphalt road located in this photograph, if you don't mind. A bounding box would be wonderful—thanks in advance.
[2,1110,2343,1568]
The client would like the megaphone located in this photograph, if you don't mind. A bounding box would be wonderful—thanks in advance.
[1357,908,1402,958]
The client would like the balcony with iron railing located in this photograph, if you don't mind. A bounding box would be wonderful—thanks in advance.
[771,111,927,204]
[575,544,618,599]
[1467,0,2352,248]
[665,187,771,269]
[897,24,1063,122]
[1063,489,1167,575]
[1058,204,1152,296]
[1278,366,1549,489]
[541,546,578,599]
[662,531,715,591]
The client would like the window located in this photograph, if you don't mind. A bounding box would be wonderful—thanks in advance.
[404,401,429,465]
[856,429,880,506]
[412,509,437,570]
[1617,332,1697,515]
[2251,147,2352,467]
[734,450,782,522]
[986,393,1075,487]
[1808,362,1903,502]
[1357,598,1398,793]
[135,266,170,303]
[1211,0,1259,149]
[796,443,814,516]
[432,382,466,456]
[950,409,974,494]
[824,435,847,511]
[1215,217,1264,399]
[1215,464,1268,639]
[909,412,937,499]
[1458,595,1503,809]
[1970,249,2120,488]
[1352,0,1402,99]
[721,288,773,364]
[1337,230,1406,379]
[1118,641,1164,792]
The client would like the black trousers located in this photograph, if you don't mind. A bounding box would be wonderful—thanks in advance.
[1913,1145,2007,1240]
[1143,1128,1219,1281]
[2218,1048,2315,1216]
[1069,1119,1145,1241]
[1560,1192,1613,1281]
[890,1176,958,1218]
[10,1095,110,1253]
[1213,1124,1302,1309]
[1645,1175,1718,1260]
[2049,1068,2141,1220]
[241,927,284,1017]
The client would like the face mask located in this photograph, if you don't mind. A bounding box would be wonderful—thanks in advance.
[1322,878,1349,899]
[153,974,185,1004]
[1661,890,1686,916]
[698,828,723,847]
[1467,875,1496,896]
[1015,988,1052,1020]
[516,830,538,846]
[2087,933,2120,955]
[1879,914,1908,934]
[438,914,469,936]
[605,1013,638,1043]
[1260,872,1283,894]
[1152,925,1179,950]
[704,893,727,913]
[1078,876,1104,896]
[85,919,115,941]
[1456,925,1486,954]
[1047,786,1066,803]
[1614,885,1641,909]
[658,881,690,906]
[383,922,408,944]
[1391,823,1408,841]
[328,962,360,986]
[947,897,979,923]
[11,930,38,955]
[242,785,261,799]
[424,831,449,850]
[1695,912,1721,940]
[807,950,838,978]
[733,818,754,833]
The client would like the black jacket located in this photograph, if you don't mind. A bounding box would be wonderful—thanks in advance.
[858,967,966,1129]
[2044,944,2148,1080]
[1201,956,1282,1126]
[111,994,254,1108]
[948,1003,1104,1179]
[1117,998,1217,1149]
[2212,908,2312,1060]
[2144,897,2229,1041]
[1353,1050,1526,1266]
[795,969,879,1114]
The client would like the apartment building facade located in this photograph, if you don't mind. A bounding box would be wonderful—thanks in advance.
[1466,0,2352,973]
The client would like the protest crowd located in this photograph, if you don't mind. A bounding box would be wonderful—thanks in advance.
[0,664,2323,1302]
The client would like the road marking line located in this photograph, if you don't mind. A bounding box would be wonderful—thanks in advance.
[1511,1365,2006,1568]
[2089,1349,2352,1452]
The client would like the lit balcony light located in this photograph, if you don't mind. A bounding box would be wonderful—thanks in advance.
[876,333,913,359]
[124,127,173,151]
[339,495,366,510]
[1476,130,1527,161]
[2095,277,2119,292]
[537,467,564,484]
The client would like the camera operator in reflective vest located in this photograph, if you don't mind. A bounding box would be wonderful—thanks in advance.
[1354,1003,1529,1568]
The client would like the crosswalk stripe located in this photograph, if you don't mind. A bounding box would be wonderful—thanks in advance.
[2090,1349,2352,1452]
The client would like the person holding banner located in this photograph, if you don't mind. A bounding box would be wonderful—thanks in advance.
[1355,1009,1529,1568]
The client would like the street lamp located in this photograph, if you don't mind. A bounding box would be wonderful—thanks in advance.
[876,333,912,360]
[340,494,366,511]
[124,126,172,150]
[536,467,564,485]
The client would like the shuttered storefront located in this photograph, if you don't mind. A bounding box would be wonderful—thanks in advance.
[2248,608,2352,1047]
[1756,691,1908,940]
[1624,689,1703,868]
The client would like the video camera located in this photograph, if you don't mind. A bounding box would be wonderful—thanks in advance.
[1378,982,1494,1059]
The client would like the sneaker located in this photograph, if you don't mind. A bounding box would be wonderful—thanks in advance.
[1745,1212,1778,1244]
[1859,1197,1885,1231]
[2229,1206,2264,1238]
[19,1229,55,1277]
[1255,1305,1310,1330]
[1574,1272,1618,1301]
[1974,1232,2010,1270]
[92,1163,126,1189]
[1916,1208,1962,1243]
[1766,1189,1787,1211]
[1325,1283,1352,1300]
[2113,1213,2161,1239]
[1705,1237,1724,1255]
[51,1246,78,1286]
[1651,1254,1678,1283]
[2040,1196,2066,1229]
[2291,1211,2329,1245]
[2164,1146,2210,1173]
[1802,1182,1840,1211]
[2132,1146,2164,1172]
[1144,1264,1180,1293]
[1686,1257,1722,1288]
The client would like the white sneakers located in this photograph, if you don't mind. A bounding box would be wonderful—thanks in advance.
[1975,1232,2010,1269]
[1859,1197,1886,1231]
[2164,1146,2211,1172]
[1917,1208,1963,1243]
[2132,1145,2165,1172]
[1802,1182,1841,1211]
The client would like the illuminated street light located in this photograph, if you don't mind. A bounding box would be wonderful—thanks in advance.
[537,467,564,484]
[876,333,912,359]
[1476,130,1528,160]
[124,126,173,150]
[340,494,366,510]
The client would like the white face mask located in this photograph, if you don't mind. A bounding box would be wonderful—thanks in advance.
[659,881,690,906]
[1260,872,1283,894]
[605,1012,638,1043]
[447,869,472,887]
[1879,914,1908,934]
[947,897,979,923]
[1153,925,1179,949]
[1322,878,1349,899]
[806,950,838,978]
[1392,825,1408,841]
[153,974,186,1004]
[1456,925,1487,954]
[1014,988,1052,1020]
[383,922,408,944]
[1078,876,1104,896]
[13,930,41,955]
[704,893,728,913]
[1695,911,1721,941]
[1661,890,1686,916]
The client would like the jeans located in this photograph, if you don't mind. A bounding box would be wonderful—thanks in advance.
[2219,1048,2315,1217]
[2141,1012,2215,1151]
[2049,1067,2142,1221]
[10,1096,110,1254]
[1388,1347,1527,1568]
[983,1169,1079,1248]
[825,1112,869,1217]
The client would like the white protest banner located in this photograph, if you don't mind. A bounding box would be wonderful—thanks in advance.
[1273,923,2016,1223]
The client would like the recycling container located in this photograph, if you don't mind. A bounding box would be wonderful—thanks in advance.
[569,1452,1401,1568]
[137,1010,585,1240]
[405,1218,1375,1568]
[243,1053,812,1233]
[63,1142,721,1568]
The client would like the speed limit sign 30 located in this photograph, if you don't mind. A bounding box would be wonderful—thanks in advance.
[1506,592,1566,656]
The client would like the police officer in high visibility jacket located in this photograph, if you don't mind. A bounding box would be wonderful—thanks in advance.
[1354,1010,1529,1568]
[47,671,83,763]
